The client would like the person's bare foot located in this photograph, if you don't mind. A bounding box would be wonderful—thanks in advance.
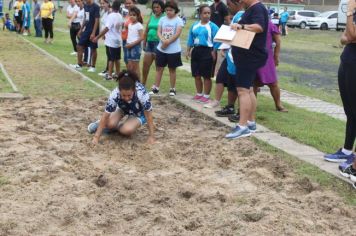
[276,106,288,112]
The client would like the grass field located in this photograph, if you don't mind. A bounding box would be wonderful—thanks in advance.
[0,68,13,93]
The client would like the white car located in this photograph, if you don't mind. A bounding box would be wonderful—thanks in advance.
[287,10,320,29]
[307,11,338,30]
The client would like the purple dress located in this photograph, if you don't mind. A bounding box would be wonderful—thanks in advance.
[256,21,280,85]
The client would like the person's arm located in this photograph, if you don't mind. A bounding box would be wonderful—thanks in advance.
[66,7,72,19]
[345,0,356,40]
[68,10,78,27]
[47,4,54,18]
[186,24,194,59]
[231,23,263,33]
[126,27,144,48]
[90,17,99,41]
[143,18,150,48]
[93,27,109,43]
[144,110,155,144]
[272,33,281,66]
[92,112,110,145]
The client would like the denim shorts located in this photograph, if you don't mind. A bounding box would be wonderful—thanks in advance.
[136,114,147,125]
[127,44,141,62]
[144,41,159,54]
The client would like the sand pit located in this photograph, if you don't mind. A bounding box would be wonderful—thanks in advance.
[0,97,355,235]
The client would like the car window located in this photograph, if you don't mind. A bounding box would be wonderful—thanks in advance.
[328,13,337,18]
[299,12,313,17]
[288,11,296,16]
[313,12,320,17]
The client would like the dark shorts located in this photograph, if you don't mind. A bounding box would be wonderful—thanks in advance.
[216,59,237,92]
[78,32,98,49]
[144,41,159,54]
[15,11,23,25]
[191,46,214,78]
[233,66,257,89]
[106,46,121,61]
[155,50,182,69]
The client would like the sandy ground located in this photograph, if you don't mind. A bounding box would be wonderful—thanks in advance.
[1,97,356,235]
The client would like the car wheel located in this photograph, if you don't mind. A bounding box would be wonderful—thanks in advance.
[320,23,328,30]
[299,22,306,29]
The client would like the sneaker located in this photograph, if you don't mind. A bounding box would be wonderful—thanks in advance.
[69,64,82,71]
[199,96,210,104]
[247,122,257,133]
[98,70,107,77]
[225,125,251,139]
[70,52,77,56]
[204,100,220,108]
[88,67,96,73]
[339,164,356,179]
[104,74,113,81]
[169,88,176,96]
[23,32,28,36]
[149,87,159,95]
[338,155,355,173]
[193,94,203,101]
[88,120,99,134]
[215,105,235,117]
[324,149,355,163]
[228,113,240,123]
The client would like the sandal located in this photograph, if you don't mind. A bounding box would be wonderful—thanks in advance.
[276,106,288,112]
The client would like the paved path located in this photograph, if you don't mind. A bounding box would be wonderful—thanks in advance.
[181,62,346,121]
[174,94,351,185]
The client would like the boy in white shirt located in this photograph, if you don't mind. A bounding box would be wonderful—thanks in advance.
[93,0,124,80]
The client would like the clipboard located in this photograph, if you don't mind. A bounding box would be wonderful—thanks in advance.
[214,26,256,50]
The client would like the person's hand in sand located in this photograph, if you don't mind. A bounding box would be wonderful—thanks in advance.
[87,70,155,145]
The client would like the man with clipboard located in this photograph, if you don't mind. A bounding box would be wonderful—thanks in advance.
[224,0,268,139]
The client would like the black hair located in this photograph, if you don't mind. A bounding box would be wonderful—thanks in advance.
[117,70,140,91]
[228,0,241,5]
[129,6,143,24]
[101,0,110,6]
[112,0,120,11]
[164,0,179,14]
[198,4,210,16]
[152,0,164,14]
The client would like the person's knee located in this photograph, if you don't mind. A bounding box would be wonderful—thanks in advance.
[120,126,135,136]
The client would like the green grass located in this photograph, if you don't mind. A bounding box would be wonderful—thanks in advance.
[254,138,356,205]
[0,68,13,93]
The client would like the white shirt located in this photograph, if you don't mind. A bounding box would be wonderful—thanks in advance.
[127,22,143,44]
[100,10,109,31]
[67,4,81,23]
[104,12,124,48]
[77,8,85,26]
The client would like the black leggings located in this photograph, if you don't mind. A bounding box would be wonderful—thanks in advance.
[42,18,53,39]
[70,23,80,52]
[338,61,356,150]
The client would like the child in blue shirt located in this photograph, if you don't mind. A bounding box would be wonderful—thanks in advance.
[2,13,15,31]
[21,0,31,35]
[186,4,219,104]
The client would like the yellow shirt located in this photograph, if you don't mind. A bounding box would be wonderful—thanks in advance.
[15,1,24,10]
[41,2,54,19]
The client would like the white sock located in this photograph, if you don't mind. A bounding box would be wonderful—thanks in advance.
[342,148,353,155]
[247,120,256,125]
[238,124,247,129]
[196,93,203,96]
[203,94,210,98]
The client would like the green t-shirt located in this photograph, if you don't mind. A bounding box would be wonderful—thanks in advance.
[147,13,163,42]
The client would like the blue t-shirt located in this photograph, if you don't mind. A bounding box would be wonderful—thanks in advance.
[105,82,152,118]
[83,3,100,34]
[226,11,244,75]
[279,11,289,23]
[157,16,184,54]
[232,2,268,70]
[187,21,219,49]
[5,19,15,31]
[22,2,31,20]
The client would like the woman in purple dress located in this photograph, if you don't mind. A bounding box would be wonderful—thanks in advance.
[254,20,287,112]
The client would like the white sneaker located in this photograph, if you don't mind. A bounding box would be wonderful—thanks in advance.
[70,52,77,56]
[23,32,28,36]
[69,64,82,71]
[204,100,220,108]
[98,70,107,77]
[87,67,96,73]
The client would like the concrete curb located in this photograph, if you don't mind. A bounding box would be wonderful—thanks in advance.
[173,93,352,185]
[0,63,19,93]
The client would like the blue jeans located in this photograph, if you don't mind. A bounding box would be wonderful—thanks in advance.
[281,22,287,36]
[34,18,42,37]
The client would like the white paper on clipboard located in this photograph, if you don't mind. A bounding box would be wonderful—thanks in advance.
[214,26,256,50]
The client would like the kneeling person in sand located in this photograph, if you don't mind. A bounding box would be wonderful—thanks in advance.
[88,70,155,144]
